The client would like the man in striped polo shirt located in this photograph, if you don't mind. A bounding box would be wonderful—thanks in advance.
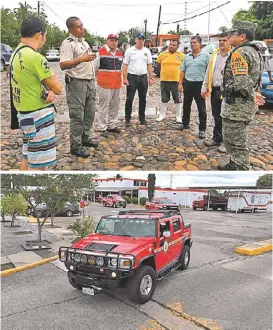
[10,17,62,170]
[94,34,123,135]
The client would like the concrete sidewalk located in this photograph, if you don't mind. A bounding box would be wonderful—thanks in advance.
[1,216,75,272]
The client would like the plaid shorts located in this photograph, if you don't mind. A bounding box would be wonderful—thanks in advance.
[18,106,56,168]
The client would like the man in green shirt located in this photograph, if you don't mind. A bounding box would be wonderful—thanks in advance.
[10,17,62,170]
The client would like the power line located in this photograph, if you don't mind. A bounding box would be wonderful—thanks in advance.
[43,2,66,23]
[163,1,216,25]
[161,1,231,25]
[220,7,231,26]
[56,0,203,6]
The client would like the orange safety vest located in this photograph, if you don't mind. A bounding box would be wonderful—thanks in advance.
[97,47,123,89]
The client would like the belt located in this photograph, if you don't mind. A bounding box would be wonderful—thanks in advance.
[128,73,147,78]
[66,75,94,82]
[212,86,221,90]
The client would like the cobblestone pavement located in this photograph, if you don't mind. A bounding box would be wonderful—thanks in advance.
[1,63,273,171]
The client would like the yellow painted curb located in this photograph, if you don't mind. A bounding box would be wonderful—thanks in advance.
[0,255,58,277]
[235,239,272,256]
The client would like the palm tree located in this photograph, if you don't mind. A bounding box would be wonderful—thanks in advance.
[148,174,156,202]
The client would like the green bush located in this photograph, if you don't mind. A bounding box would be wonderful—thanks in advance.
[131,197,139,204]
[139,197,148,206]
[67,216,94,238]
[123,196,131,204]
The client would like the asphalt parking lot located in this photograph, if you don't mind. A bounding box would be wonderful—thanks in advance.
[1,203,272,330]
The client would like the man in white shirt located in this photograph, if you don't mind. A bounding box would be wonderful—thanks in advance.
[122,32,154,126]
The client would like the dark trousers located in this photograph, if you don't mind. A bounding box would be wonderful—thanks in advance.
[125,73,148,121]
[182,79,207,131]
[211,87,223,143]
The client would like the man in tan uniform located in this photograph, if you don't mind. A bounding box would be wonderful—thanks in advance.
[60,16,98,158]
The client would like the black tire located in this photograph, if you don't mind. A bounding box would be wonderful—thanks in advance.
[103,202,106,207]
[221,206,227,211]
[35,210,44,218]
[127,265,156,304]
[123,204,126,208]
[69,278,82,290]
[177,245,190,270]
[112,203,117,208]
[193,207,197,210]
[203,205,208,211]
[212,206,217,211]
[66,210,73,217]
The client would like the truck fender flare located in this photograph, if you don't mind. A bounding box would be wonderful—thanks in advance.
[179,238,191,255]
[138,255,156,268]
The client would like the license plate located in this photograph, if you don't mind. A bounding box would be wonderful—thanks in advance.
[82,287,94,295]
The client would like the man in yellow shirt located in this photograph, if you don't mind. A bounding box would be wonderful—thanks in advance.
[156,40,184,122]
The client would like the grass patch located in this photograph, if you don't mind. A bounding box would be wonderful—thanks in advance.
[1,262,15,271]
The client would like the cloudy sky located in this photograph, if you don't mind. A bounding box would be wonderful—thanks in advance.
[6,0,251,37]
[96,171,266,188]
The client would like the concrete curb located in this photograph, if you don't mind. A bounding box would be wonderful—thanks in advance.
[235,239,272,256]
[0,255,58,277]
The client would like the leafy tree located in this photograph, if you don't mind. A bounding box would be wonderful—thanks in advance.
[131,197,139,204]
[123,196,131,204]
[1,174,97,242]
[168,29,192,35]
[232,1,273,39]
[0,193,27,226]
[256,174,272,189]
[67,216,94,239]
[139,197,148,206]
[209,189,221,196]
[219,26,229,33]
[148,174,156,202]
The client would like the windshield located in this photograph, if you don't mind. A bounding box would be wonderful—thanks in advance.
[96,217,156,237]
[157,199,174,204]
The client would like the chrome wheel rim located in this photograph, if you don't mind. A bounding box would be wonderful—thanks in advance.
[140,275,153,296]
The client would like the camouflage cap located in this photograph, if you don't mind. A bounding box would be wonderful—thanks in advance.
[229,20,258,33]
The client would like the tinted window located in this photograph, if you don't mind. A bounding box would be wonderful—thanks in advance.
[159,221,170,237]
[172,219,181,232]
[159,199,174,204]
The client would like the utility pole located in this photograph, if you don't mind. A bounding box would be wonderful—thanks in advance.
[176,24,180,34]
[184,2,188,30]
[155,5,161,47]
[207,1,211,43]
[38,1,40,17]
[144,19,148,39]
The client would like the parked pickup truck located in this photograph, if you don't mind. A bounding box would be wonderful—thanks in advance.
[102,195,127,208]
[145,197,179,211]
[59,209,193,304]
[192,195,228,211]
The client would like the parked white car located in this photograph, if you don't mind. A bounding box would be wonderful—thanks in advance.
[45,49,60,62]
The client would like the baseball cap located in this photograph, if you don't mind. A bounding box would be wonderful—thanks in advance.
[107,33,119,40]
[136,32,145,39]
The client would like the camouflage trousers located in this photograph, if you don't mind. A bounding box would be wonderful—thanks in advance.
[66,78,96,152]
[222,118,250,170]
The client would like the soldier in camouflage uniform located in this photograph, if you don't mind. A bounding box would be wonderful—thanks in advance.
[218,20,264,171]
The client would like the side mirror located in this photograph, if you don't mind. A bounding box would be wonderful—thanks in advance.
[163,231,171,238]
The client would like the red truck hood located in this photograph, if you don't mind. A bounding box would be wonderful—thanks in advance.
[72,234,156,255]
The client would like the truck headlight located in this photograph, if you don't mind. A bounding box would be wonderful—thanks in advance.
[108,258,118,267]
[96,256,104,266]
[118,258,131,269]
[81,255,88,264]
[74,253,81,263]
[60,250,67,262]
